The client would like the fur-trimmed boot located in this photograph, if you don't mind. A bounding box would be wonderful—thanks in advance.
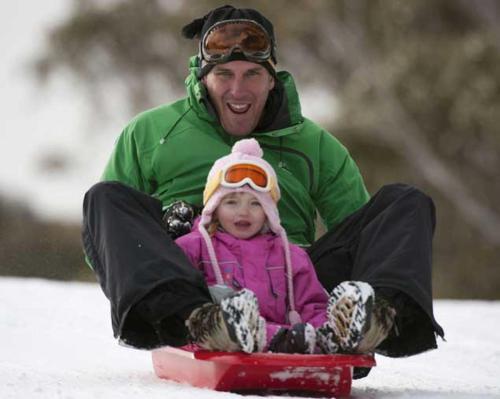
[319,281,396,353]
[186,288,265,353]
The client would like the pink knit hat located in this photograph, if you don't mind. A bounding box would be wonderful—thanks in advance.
[198,138,302,325]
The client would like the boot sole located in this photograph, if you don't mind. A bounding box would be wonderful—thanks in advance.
[327,281,374,352]
[221,289,262,353]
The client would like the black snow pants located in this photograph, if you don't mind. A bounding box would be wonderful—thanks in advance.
[308,183,444,357]
[82,181,443,354]
[82,181,212,349]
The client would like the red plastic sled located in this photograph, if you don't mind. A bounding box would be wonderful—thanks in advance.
[152,345,375,397]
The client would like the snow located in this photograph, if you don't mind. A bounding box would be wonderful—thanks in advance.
[1,277,499,399]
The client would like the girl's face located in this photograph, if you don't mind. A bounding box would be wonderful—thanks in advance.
[215,192,267,239]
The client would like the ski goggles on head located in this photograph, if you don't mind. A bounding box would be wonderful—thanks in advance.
[204,161,280,204]
[223,162,271,190]
[200,19,274,64]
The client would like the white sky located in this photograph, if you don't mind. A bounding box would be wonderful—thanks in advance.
[1,1,134,222]
[1,277,499,398]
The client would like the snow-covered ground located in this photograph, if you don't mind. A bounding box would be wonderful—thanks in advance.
[1,277,499,399]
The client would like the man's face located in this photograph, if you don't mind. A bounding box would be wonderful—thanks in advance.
[203,61,275,136]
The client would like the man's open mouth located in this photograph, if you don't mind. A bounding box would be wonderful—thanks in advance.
[227,103,251,114]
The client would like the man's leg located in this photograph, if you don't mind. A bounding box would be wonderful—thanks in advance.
[82,181,211,349]
[308,183,444,357]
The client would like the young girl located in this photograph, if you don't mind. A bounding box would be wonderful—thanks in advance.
[176,139,381,355]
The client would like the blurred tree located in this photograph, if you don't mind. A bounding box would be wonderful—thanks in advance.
[0,194,93,281]
[32,0,500,298]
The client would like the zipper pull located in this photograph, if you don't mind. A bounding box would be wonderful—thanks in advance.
[278,161,289,171]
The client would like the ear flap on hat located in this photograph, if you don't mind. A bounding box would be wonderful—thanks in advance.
[181,5,236,40]
[203,170,223,204]
[181,17,206,39]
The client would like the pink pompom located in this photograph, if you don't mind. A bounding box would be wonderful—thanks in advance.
[232,138,263,158]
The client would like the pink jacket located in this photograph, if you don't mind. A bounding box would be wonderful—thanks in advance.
[175,230,328,346]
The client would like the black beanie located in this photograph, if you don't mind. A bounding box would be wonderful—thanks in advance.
[182,5,277,77]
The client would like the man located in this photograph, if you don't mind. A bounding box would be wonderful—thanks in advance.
[82,5,443,363]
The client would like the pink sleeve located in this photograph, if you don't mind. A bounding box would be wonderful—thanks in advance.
[290,246,329,328]
[175,233,203,270]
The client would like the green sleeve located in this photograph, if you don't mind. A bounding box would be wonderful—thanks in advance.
[101,121,151,193]
[85,121,151,270]
[84,254,94,270]
[314,132,370,231]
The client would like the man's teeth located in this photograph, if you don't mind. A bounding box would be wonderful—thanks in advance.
[228,103,250,113]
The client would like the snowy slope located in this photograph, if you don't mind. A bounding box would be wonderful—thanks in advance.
[1,277,499,398]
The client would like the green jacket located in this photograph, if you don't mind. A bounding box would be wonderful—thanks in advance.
[102,58,370,246]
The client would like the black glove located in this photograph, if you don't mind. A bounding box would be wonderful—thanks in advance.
[162,201,199,239]
[316,324,340,354]
[268,323,316,354]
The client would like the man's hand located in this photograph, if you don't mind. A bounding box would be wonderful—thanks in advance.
[162,201,198,239]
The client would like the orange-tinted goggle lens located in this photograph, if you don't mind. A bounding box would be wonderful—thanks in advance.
[224,163,268,188]
[202,20,272,62]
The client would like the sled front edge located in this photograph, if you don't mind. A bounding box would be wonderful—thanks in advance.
[152,346,375,396]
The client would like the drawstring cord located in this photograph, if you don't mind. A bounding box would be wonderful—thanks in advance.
[280,229,302,325]
[198,224,225,285]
